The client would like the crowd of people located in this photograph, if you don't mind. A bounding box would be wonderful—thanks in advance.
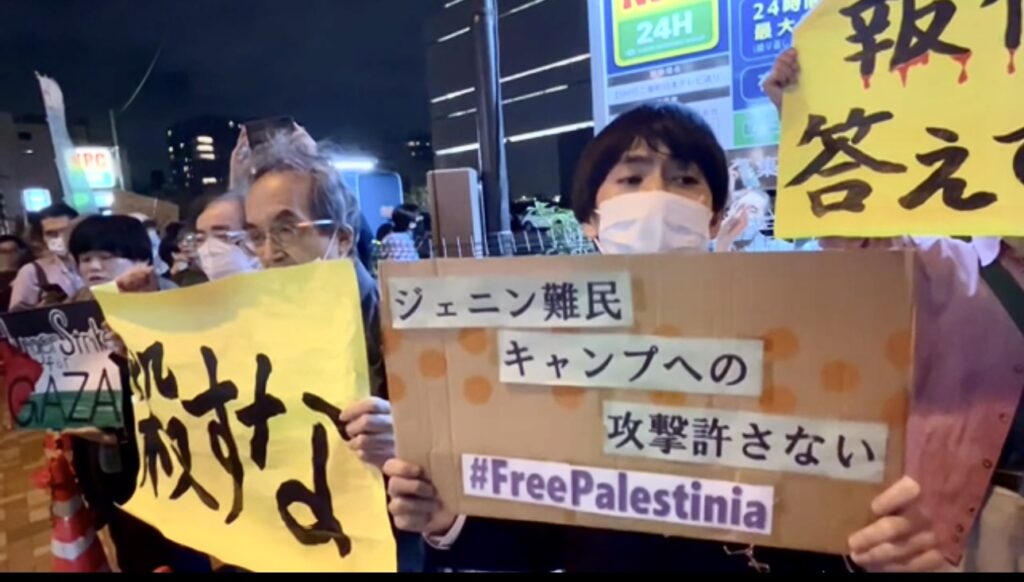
[0,48,1020,572]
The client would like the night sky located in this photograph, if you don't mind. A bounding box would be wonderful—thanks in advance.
[0,0,442,189]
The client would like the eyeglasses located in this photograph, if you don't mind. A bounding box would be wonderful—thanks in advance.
[243,219,336,252]
[178,230,247,251]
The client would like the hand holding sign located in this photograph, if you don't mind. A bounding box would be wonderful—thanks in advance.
[115,264,160,294]
[763,47,800,112]
[383,459,457,536]
[340,397,395,469]
[848,477,948,573]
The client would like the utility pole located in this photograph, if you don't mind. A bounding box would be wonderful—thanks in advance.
[471,0,512,254]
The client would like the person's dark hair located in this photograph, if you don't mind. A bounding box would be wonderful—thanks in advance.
[392,204,419,233]
[0,234,32,268]
[40,202,79,222]
[250,136,361,236]
[375,222,394,242]
[0,234,29,252]
[570,103,729,223]
[69,215,152,265]
[159,222,185,267]
[29,203,80,241]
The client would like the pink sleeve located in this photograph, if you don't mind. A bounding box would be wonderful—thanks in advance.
[8,263,39,312]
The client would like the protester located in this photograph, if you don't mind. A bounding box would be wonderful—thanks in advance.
[245,136,390,450]
[190,191,260,281]
[244,135,422,572]
[756,47,1024,574]
[69,215,177,301]
[380,204,421,262]
[9,203,84,310]
[381,104,855,573]
[0,234,31,312]
[62,215,208,573]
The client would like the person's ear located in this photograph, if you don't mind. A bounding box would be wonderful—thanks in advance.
[337,226,355,257]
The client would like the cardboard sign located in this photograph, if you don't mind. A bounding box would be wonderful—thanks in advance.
[383,252,913,554]
[94,261,396,573]
[777,1,1024,238]
[0,302,123,430]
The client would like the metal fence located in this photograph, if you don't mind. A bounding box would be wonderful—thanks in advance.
[370,227,598,272]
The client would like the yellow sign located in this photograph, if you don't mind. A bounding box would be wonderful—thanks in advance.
[777,1,1024,238]
[94,261,396,573]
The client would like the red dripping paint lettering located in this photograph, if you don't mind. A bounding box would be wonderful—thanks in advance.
[894,52,930,87]
[953,51,972,85]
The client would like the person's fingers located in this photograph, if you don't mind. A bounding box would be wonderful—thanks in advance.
[388,496,439,519]
[384,458,424,480]
[387,476,437,500]
[344,412,394,437]
[388,500,439,532]
[347,433,394,452]
[870,476,921,516]
[339,397,391,423]
[848,514,919,555]
[850,527,938,567]
[883,549,949,573]
[116,265,157,292]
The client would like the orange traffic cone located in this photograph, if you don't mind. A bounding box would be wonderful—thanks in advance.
[37,432,111,573]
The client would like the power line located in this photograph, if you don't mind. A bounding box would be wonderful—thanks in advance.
[117,3,180,115]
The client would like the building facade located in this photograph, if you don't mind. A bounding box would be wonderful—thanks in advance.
[167,116,239,198]
[425,0,593,204]
[0,113,91,219]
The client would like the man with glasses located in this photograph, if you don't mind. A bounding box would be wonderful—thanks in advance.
[182,191,261,282]
[245,139,393,468]
[245,137,423,572]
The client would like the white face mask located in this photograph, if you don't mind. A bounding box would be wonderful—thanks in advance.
[198,238,260,281]
[596,191,713,255]
[46,237,67,257]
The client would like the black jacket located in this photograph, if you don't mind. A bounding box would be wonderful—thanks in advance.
[425,517,852,573]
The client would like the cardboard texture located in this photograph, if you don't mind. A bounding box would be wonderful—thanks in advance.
[382,251,915,555]
[111,190,180,227]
